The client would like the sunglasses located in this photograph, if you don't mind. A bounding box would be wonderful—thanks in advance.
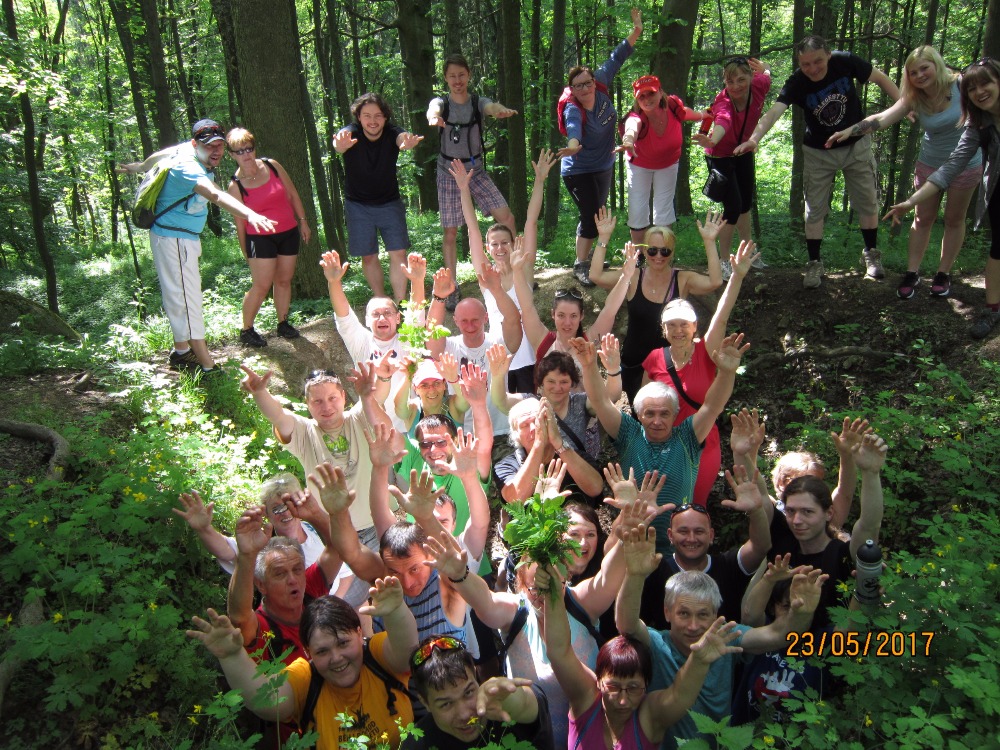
[554,288,583,300]
[727,55,751,66]
[966,56,996,72]
[640,245,673,258]
[229,146,255,155]
[412,636,465,667]
[195,126,224,140]
[306,369,341,382]
[673,503,711,519]
[418,438,449,451]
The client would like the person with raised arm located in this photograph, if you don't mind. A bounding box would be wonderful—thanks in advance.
[587,211,724,404]
[577,333,749,553]
[733,35,901,288]
[393,355,468,437]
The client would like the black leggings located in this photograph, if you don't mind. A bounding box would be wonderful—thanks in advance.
[563,169,613,238]
[705,153,756,225]
[989,187,1000,260]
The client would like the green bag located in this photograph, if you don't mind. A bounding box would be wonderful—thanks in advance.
[131,158,194,231]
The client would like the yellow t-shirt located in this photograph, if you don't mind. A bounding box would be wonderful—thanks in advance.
[285,632,413,749]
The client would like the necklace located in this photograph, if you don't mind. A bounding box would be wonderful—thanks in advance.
[240,160,264,183]
[670,345,693,368]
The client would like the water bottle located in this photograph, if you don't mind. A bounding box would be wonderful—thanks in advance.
[699,112,714,135]
[854,539,882,606]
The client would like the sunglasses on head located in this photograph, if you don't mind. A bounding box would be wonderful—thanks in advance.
[674,503,711,518]
[639,244,673,258]
[966,56,996,72]
[306,369,340,382]
[195,126,224,140]
[229,146,254,155]
[727,55,751,67]
[555,288,583,300]
[411,636,465,667]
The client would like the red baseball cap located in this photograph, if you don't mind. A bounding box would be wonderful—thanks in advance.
[632,75,661,97]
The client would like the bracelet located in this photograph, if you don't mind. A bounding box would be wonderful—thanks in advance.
[596,241,608,248]
[377,375,392,383]
[446,378,459,384]
[448,568,470,584]
[554,444,567,456]
[432,294,449,302]
[606,369,622,377]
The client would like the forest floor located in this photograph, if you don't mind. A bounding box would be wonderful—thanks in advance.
[3,264,997,524]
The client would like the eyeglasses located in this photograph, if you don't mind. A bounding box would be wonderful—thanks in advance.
[727,55,750,66]
[229,146,255,155]
[411,636,465,667]
[194,126,224,140]
[571,79,596,91]
[370,309,398,320]
[418,438,449,450]
[674,503,711,516]
[600,681,646,699]
[450,125,462,144]
[269,504,290,516]
[642,245,673,258]
[554,288,583,300]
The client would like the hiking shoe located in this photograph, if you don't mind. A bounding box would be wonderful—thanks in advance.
[240,327,268,347]
[277,320,300,339]
[803,260,825,289]
[862,249,885,279]
[720,259,733,281]
[896,272,920,299]
[445,289,460,312]
[751,253,768,269]
[969,310,1000,340]
[573,261,595,287]
[929,272,951,298]
[169,349,202,372]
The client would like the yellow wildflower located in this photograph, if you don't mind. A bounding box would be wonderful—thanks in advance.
[148,712,159,721]
[193,705,203,713]
[864,714,873,727]
[987,563,998,571]
[188,716,198,725]
[149,602,158,611]
[763,737,775,746]
[53,613,63,623]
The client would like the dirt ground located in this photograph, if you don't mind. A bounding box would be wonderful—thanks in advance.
[3,264,997,492]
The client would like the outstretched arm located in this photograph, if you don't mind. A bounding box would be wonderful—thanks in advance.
[682,212,725,295]
[719,465,770,574]
[849,433,887,559]
[509,239,548,352]
[703,240,758,355]
[573,337,622,439]
[691,333,749,443]
[829,417,871,528]
[320,250,353,318]
[826,95,911,147]
[173,492,235,565]
[450,159,489,271]
[587,209,625,290]
[614,524,661,646]
[240,366,295,441]
[358,577,419,674]
[226,506,273,646]
[732,101,789,155]
[312,463,386,582]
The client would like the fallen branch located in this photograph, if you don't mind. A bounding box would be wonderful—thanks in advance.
[751,345,908,368]
[0,419,71,480]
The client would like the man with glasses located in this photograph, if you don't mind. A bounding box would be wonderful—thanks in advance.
[119,119,277,372]
[638,465,771,629]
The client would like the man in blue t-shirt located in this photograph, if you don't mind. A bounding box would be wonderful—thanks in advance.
[734,36,900,289]
[120,119,277,372]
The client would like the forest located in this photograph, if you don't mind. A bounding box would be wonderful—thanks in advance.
[1,0,999,748]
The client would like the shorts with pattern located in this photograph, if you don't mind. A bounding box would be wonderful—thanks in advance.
[437,162,509,228]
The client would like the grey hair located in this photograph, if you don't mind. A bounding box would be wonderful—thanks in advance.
[633,382,679,416]
[507,399,541,448]
[254,536,305,581]
[795,35,829,54]
[365,297,398,328]
[259,473,303,507]
[664,570,722,611]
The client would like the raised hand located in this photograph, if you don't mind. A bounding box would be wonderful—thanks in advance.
[597,333,622,374]
[603,463,639,506]
[532,149,558,180]
[450,429,480,477]
[320,249,349,283]
[373,350,396,383]
[729,408,765,459]
[448,158,473,190]
[438,352,460,385]
[347,360,378,399]
[509,235,529,273]
[710,332,750,373]
[595,206,617,237]
[730,240,760,278]
[534,457,569,499]
[333,128,358,152]
[477,676,534,722]
[621,523,661,576]
[432,267,456,299]
[459,363,488,405]
[366,423,406,468]
[696,211,725,243]
[358,576,405,618]
[398,132,424,150]
[620,243,640,283]
[636,470,669,518]
[186,608,245,659]
[761,554,798,583]
[690,617,743,665]
[831,416,872,457]
[402,252,427,284]
[789,569,829,615]
[568,337,597,368]
[630,6,643,35]
[422,530,469,581]
[281,487,326,527]
[390,468,446,521]
[486,343,513,379]
[310,463,355,515]
[477,262,504,294]
[239,364,273,395]
[234,505,272,556]
[721,464,763,513]
[852,432,888,473]
[173,491,214,531]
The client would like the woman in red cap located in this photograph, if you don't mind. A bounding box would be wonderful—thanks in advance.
[618,74,705,244]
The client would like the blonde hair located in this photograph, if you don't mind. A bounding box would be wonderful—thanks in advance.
[225,127,255,150]
[771,451,825,493]
[901,46,957,115]
[643,226,676,247]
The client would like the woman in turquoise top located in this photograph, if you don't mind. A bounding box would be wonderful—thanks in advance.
[827,46,982,299]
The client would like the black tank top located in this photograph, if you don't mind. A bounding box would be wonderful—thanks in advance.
[621,267,679,367]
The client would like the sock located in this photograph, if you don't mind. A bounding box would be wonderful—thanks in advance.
[806,239,822,262]
[861,228,878,251]
[202,366,214,372]
[173,347,191,355]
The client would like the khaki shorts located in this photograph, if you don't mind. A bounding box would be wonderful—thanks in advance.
[802,134,878,224]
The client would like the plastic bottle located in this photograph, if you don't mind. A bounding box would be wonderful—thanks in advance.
[699,112,714,135]
[854,539,882,606]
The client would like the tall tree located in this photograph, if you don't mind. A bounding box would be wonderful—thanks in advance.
[985,0,1000,58]
[231,0,323,297]
[543,0,568,245]
[500,0,527,223]
[107,0,154,156]
[208,0,242,117]
[139,0,178,145]
[395,0,438,211]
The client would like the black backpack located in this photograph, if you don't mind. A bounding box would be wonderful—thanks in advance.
[439,93,484,162]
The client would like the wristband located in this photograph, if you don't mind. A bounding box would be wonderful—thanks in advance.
[433,294,449,302]
[553,444,568,456]
[377,376,392,383]
[448,568,470,584]
[596,241,608,249]
[606,369,622,377]
[446,378,459,384]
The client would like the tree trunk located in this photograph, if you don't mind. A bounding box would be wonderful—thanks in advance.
[232,0,323,298]
[166,0,197,124]
[106,0,154,156]
[543,0,568,246]
[789,0,807,235]
[208,0,242,116]
[139,0,178,146]
[443,0,462,55]
[985,0,1000,58]
[528,0,543,160]
[500,0,527,224]
[3,0,58,313]
[653,0,700,217]
[395,0,438,212]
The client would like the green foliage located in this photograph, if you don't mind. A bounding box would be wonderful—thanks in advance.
[502,493,581,589]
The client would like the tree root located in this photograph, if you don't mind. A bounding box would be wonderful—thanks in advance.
[0,597,43,719]
[0,419,72,480]
[751,344,908,368]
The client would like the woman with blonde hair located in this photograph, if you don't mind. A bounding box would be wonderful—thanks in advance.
[828,46,982,300]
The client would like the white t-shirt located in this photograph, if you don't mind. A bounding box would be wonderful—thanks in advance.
[444,330,510,436]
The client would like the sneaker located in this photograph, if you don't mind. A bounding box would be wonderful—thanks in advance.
[969,310,1000,340]
[198,366,223,378]
[277,319,300,339]
[751,253,768,269]
[862,248,885,280]
[803,260,825,289]
[240,327,268,347]
[573,261,595,287]
[445,289,460,312]
[896,272,920,300]
[169,349,202,372]
[720,259,733,282]
[929,272,951,298]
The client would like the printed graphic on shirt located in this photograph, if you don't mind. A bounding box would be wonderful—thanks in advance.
[805,77,855,128]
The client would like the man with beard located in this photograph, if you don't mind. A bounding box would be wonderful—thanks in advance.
[334,93,424,300]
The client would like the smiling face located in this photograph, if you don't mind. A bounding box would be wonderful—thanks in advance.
[662,318,698,348]
[636,88,661,113]
[415,377,446,407]
[643,231,675,270]
[539,369,573,409]
[906,59,937,91]
[445,63,470,97]
[667,508,714,566]
[551,299,582,339]
[306,626,365,689]
[664,594,718,655]
[570,70,598,110]
[358,102,387,140]
[264,494,304,539]
[256,549,308,611]
[485,226,513,262]
[783,492,832,546]
[637,396,676,443]
[193,139,226,170]
[966,72,1000,116]
[453,299,487,342]
[564,511,599,576]
[797,48,832,82]
[599,671,647,717]
[366,298,401,340]
[305,381,347,432]
[381,543,432,598]
[724,69,753,101]
[423,667,481,741]
[417,425,453,474]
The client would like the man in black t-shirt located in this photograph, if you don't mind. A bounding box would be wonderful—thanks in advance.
[734,35,900,289]
[640,465,771,628]
[334,93,424,300]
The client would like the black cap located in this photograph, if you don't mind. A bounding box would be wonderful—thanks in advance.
[192,119,224,144]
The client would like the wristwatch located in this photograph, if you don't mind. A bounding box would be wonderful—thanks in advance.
[554,444,567,456]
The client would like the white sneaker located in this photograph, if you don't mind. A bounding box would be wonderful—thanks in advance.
[751,253,767,269]
[862,249,885,280]
[803,260,825,289]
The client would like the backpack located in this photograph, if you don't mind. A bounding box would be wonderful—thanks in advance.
[616,94,686,140]
[296,638,415,734]
[131,155,198,234]
[439,93,484,161]
[557,80,610,137]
